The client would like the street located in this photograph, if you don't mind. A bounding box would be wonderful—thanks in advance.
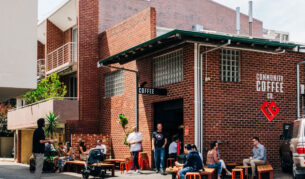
[0,161,294,179]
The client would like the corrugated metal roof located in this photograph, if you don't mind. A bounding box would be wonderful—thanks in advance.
[98,29,300,67]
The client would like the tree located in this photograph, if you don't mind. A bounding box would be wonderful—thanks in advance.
[44,112,59,139]
[24,73,67,104]
[118,113,134,145]
[0,104,14,137]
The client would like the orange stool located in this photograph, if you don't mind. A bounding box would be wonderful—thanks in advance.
[120,161,127,174]
[232,168,244,179]
[236,166,250,179]
[138,152,149,170]
[185,172,201,179]
[167,158,176,168]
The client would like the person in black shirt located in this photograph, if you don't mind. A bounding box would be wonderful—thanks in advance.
[32,118,54,179]
[176,144,203,179]
[152,123,167,175]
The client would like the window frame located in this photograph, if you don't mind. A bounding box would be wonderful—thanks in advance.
[105,70,124,98]
[220,49,241,82]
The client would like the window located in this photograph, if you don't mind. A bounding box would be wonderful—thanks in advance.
[153,49,183,87]
[220,49,240,82]
[105,70,124,98]
[69,75,77,97]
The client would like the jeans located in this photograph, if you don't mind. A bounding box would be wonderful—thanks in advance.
[208,162,222,174]
[178,167,193,179]
[34,153,44,179]
[131,151,140,170]
[58,156,74,169]
[154,147,165,171]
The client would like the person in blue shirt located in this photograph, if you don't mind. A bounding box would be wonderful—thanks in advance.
[175,144,203,179]
[243,137,266,179]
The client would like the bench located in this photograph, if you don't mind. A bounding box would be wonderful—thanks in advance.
[166,167,215,179]
[65,160,115,176]
[257,164,273,179]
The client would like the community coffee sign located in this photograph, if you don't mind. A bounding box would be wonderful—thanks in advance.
[256,73,283,122]
[137,87,167,96]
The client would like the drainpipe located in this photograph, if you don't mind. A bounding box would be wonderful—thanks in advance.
[100,65,139,130]
[297,61,305,119]
[194,40,231,155]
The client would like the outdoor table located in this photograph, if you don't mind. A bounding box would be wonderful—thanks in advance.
[226,162,242,171]
[166,166,181,179]
[104,159,126,163]
[65,160,115,176]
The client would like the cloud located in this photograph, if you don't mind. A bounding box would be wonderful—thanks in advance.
[213,0,305,43]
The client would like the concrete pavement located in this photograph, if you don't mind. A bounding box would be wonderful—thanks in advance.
[0,161,294,179]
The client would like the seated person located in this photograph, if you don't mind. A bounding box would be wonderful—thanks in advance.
[191,144,203,166]
[79,139,89,160]
[168,137,179,159]
[175,144,203,179]
[206,141,221,179]
[95,139,107,155]
[243,137,266,179]
[57,142,74,172]
[215,141,231,176]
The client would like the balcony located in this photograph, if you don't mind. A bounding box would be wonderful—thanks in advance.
[37,59,45,78]
[7,97,79,130]
[46,42,77,75]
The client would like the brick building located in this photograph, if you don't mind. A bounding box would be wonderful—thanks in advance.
[8,0,304,169]
[96,8,305,170]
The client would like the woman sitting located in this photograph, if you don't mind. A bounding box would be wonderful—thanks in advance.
[79,140,89,160]
[57,141,74,172]
[215,141,232,176]
[206,141,221,179]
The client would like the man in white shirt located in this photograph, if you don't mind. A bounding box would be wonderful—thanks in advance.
[168,137,179,159]
[127,126,143,174]
[95,139,107,155]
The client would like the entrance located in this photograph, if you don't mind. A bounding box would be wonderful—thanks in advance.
[153,99,184,154]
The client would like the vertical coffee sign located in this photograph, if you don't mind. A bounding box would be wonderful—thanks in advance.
[256,73,284,99]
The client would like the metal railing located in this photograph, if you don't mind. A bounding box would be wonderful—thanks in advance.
[37,59,45,77]
[9,97,78,112]
[46,42,77,72]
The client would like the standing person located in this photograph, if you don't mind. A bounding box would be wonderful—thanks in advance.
[95,139,107,155]
[206,141,222,179]
[243,137,266,179]
[127,126,143,174]
[152,123,167,175]
[175,144,203,179]
[169,137,179,159]
[32,118,55,179]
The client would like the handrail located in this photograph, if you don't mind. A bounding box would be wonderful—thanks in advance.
[47,42,76,55]
[8,97,78,112]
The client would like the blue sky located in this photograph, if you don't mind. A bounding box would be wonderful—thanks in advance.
[38,0,305,43]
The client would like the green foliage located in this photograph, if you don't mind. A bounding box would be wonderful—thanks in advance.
[0,104,14,137]
[118,113,135,146]
[24,73,67,104]
[44,112,59,138]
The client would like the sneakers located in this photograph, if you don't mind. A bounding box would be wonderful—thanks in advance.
[160,169,167,175]
[127,170,135,174]
[136,170,141,174]
[155,169,160,173]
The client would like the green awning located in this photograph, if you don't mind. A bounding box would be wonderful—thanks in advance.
[98,29,300,67]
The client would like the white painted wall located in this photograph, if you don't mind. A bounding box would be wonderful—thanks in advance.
[0,0,37,101]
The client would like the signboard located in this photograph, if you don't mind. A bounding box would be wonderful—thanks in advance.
[137,87,167,96]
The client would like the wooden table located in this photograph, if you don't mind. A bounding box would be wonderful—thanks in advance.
[65,160,115,176]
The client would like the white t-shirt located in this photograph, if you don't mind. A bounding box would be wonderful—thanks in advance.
[169,141,177,154]
[127,132,142,152]
[96,144,107,154]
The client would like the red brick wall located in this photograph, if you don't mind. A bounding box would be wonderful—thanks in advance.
[99,7,156,59]
[99,44,195,163]
[201,49,305,169]
[75,0,100,136]
[37,41,45,59]
[64,28,72,44]
[98,0,263,37]
[71,134,111,159]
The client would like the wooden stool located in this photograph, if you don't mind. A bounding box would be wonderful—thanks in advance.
[235,166,250,179]
[257,165,273,179]
[167,158,176,168]
[232,168,243,179]
[139,152,150,170]
[185,172,201,179]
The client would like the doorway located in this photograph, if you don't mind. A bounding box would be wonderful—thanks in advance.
[153,99,184,154]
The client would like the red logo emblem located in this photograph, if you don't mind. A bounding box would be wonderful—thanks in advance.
[260,101,279,122]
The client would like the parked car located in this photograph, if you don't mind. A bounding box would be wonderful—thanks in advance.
[280,118,305,179]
